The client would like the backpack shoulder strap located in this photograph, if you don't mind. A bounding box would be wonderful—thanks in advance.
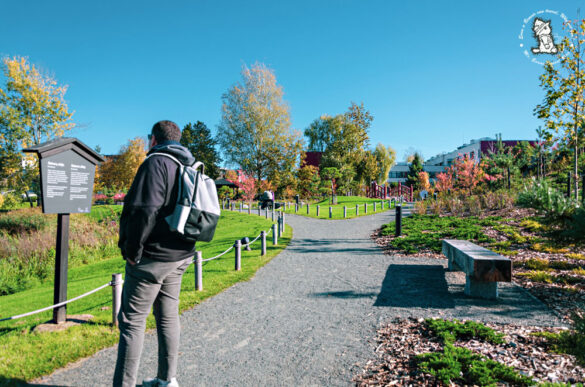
[149,153,205,174]
[147,152,182,166]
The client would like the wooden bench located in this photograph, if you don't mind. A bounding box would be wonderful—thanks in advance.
[442,239,512,300]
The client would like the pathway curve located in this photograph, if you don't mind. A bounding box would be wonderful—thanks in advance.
[35,209,562,386]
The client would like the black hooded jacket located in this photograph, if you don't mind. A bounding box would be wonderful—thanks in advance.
[118,141,197,263]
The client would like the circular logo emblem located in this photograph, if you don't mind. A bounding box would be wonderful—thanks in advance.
[519,10,569,65]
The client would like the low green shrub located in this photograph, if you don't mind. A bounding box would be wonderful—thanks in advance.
[533,313,585,365]
[426,318,504,344]
[380,215,495,253]
[517,178,577,222]
[417,319,532,386]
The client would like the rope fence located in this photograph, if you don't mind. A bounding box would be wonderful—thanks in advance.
[4,197,396,327]
[2,209,286,327]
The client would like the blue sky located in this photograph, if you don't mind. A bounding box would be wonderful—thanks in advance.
[1,0,582,162]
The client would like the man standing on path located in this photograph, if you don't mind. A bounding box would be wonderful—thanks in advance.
[114,120,196,387]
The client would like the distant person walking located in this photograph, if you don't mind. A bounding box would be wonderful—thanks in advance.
[114,121,196,387]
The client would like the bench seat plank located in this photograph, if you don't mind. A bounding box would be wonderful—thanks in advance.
[442,239,512,299]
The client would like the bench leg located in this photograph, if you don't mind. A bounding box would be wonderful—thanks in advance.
[465,276,498,299]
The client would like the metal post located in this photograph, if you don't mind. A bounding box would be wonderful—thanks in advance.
[111,273,123,327]
[195,251,203,291]
[235,240,241,271]
[261,231,266,255]
[395,204,402,237]
[317,205,320,216]
[272,224,278,245]
[344,206,347,218]
[356,204,359,216]
[53,213,70,324]
[329,206,332,218]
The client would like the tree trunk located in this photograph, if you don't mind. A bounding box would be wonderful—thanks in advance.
[575,140,579,200]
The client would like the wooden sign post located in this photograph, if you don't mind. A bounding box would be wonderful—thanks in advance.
[24,138,104,324]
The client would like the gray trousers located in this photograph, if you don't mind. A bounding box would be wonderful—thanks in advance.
[113,257,192,387]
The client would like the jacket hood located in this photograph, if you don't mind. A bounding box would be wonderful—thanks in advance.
[148,141,196,166]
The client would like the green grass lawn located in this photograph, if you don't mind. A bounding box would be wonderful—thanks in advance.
[0,209,291,384]
[276,195,393,219]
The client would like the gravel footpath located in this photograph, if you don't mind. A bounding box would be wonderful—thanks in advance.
[34,208,563,386]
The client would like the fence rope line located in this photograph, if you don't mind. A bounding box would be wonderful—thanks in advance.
[199,224,274,263]
[0,281,115,322]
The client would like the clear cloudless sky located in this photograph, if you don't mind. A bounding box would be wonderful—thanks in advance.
[1,0,583,162]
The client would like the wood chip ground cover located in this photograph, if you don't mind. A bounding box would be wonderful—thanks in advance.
[373,209,585,323]
[354,318,585,386]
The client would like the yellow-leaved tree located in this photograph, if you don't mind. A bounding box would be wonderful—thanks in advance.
[0,56,74,190]
[217,62,303,194]
[97,138,146,191]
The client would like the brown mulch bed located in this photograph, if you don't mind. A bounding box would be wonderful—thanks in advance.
[354,318,585,386]
[372,208,585,323]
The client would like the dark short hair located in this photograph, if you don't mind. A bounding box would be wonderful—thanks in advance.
[151,120,181,142]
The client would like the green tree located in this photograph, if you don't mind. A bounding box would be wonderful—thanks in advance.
[0,56,74,188]
[320,167,341,203]
[217,63,303,187]
[181,121,222,179]
[356,151,379,185]
[534,19,585,198]
[373,143,396,184]
[406,152,424,189]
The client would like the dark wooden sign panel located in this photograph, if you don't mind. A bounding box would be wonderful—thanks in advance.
[40,150,96,214]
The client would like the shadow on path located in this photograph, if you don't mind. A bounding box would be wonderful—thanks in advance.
[374,264,454,308]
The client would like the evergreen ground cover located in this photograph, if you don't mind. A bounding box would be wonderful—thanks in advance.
[417,319,534,386]
[0,207,291,384]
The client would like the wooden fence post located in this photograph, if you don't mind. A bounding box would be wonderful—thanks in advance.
[356,204,359,216]
[195,251,202,291]
[329,206,332,218]
[364,203,367,214]
[234,240,241,271]
[261,231,266,256]
[317,205,320,216]
[307,203,310,214]
[344,206,347,218]
[272,224,278,245]
[111,273,123,327]
[374,202,376,212]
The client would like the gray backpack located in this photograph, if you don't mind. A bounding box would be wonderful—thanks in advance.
[148,153,221,242]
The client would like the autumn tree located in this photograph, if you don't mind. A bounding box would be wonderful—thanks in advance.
[97,137,146,190]
[181,121,222,179]
[418,171,431,192]
[297,165,320,199]
[0,56,74,188]
[217,62,303,189]
[373,143,396,184]
[237,170,256,203]
[535,19,585,198]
